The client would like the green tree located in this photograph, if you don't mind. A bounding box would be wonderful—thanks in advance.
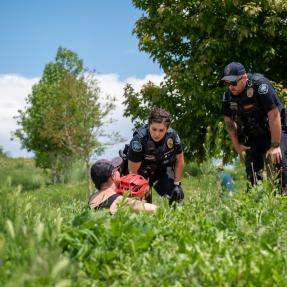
[126,0,287,162]
[41,72,115,196]
[14,52,75,183]
[14,47,115,190]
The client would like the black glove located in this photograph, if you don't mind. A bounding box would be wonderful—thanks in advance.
[169,184,184,205]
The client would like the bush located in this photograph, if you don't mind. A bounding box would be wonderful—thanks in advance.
[0,157,46,191]
[184,161,203,177]
[69,160,86,183]
[7,170,45,191]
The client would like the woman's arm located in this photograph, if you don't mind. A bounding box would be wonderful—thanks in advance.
[110,196,157,214]
[128,160,142,174]
[174,152,184,183]
[125,198,157,214]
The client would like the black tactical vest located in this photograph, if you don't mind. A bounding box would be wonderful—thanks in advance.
[134,124,177,170]
[224,74,271,139]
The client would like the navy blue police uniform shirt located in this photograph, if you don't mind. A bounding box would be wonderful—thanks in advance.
[128,124,183,163]
[222,74,283,118]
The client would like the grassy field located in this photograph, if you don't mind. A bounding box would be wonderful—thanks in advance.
[1,156,287,286]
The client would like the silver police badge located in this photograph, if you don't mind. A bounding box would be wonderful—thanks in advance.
[131,141,142,152]
[258,84,268,94]
[167,138,174,149]
[247,87,254,98]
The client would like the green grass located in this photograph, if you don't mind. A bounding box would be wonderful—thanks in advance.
[1,157,287,286]
[0,156,47,191]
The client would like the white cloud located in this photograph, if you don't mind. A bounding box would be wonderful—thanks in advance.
[0,74,39,157]
[0,72,164,158]
[90,73,164,160]
[125,74,164,90]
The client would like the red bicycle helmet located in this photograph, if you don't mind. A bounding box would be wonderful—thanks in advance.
[116,174,148,198]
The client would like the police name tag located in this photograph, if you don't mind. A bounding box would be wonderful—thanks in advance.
[247,87,254,98]
[131,141,142,152]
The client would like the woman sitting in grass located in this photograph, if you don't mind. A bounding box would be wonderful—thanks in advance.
[89,157,157,214]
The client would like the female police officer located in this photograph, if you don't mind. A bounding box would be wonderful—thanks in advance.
[221,62,287,192]
[127,107,185,204]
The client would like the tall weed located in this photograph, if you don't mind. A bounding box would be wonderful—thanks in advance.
[2,157,287,286]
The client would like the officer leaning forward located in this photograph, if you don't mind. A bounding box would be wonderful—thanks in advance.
[126,107,185,205]
[221,61,287,193]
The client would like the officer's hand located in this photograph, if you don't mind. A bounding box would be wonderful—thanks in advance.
[235,144,250,156]
[266,147,282,164]
[170,184,184,203]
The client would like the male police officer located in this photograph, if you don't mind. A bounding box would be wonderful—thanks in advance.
[221,62,287,192]
[127,108,184,204]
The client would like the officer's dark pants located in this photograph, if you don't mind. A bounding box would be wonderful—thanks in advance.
[139,167,175,199]
[245,132,287,192]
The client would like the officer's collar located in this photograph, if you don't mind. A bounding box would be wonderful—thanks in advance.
[148,132,166,147]
[155,138,165,147]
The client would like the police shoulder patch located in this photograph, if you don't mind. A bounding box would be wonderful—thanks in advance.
[131,141,142,152]
[258,83,268,94]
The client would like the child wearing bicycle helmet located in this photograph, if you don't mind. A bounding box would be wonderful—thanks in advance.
[89,157,157,214]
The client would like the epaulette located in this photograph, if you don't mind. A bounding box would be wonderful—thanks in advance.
[166,128,176,137]
[133,124,148,138]
[249,73,266,85]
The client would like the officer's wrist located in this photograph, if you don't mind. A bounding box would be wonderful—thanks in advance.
[271,142,280,148]
[174,181,181,186]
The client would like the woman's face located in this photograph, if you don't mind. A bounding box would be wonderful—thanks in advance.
[149,122,168,142]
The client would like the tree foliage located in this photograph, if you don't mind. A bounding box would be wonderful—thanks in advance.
[42,72,115,194]
[125,0,287,162]
[14,47,115,188]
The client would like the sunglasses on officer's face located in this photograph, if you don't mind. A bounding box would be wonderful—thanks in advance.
[225,76,243,87]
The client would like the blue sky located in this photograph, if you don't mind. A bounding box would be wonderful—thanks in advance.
[0,1,164,158]
[0,0,161,79]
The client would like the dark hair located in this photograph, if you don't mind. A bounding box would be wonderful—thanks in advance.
[90,157,123,189]
[148,108,171,128]
[90,161,113,189]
